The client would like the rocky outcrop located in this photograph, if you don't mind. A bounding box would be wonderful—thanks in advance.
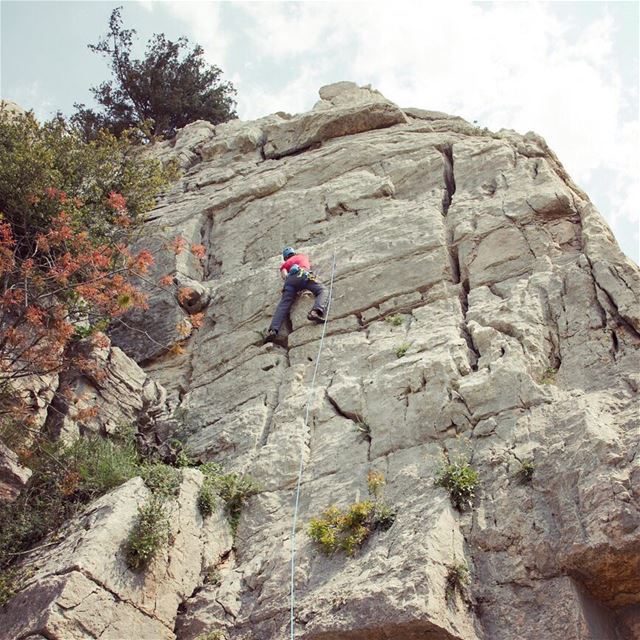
[45,344,170,441]
[0,471,232,640]
[3,82,639,640]
[263,82,408,159]
[0,100,26,120]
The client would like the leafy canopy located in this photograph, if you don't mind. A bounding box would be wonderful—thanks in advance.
[73,6,237,139]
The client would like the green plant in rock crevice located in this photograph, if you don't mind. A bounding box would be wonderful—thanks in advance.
[517,458,535,483]
[505,448,535,484]
[395,343,410,358]
[435,457,479,511]
[353,414,371,441]
[215,472,260,534]
[307,472,396,557]
[515,457,535,483]
[140,463,181,499]
[197,463,260,535]
[540,367,558,385]
[386,314,404,327]
[366,470,385,499]
[445,560,470,603]
[197,479,217,518]
[124,460,182,571]
[122,442,187,571]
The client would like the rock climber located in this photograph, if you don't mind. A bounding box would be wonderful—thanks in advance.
[264,246,327,343]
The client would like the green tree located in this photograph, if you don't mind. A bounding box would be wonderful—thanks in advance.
[72,6,237,140]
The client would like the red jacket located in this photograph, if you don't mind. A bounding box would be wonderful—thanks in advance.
[280,253,311,274]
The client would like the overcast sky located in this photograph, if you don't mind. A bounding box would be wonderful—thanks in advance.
[1,0,638,263]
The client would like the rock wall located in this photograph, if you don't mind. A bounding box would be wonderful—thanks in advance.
[2,82,638,640]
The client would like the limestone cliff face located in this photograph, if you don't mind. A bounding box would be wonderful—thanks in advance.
[2,82,639,640]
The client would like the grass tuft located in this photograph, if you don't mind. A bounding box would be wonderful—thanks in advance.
[395,343,410,358]
[197,463,259,534]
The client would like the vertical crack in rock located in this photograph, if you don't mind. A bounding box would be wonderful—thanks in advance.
[202,213,222,280]
[585,257,640,342]
[438,143,456,216]
[448,239,462,287]
[539,282,563,370]
[610,329,619,357]
[438,143,479,372]
[258,348,291,448]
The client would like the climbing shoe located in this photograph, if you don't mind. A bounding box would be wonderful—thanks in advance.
[263,329,278,343]
[307,309,325,324]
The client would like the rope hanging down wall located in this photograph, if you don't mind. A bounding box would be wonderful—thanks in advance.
[289,251,337,640]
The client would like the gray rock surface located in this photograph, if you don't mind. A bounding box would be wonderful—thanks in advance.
[3,82,639,640]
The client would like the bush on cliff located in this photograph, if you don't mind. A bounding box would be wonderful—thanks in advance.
[0,428,189,582]
[307,471,396,556]
[445,560,470,603]
[0,427,256,583]
[124,495,170,571]
[0,431,143,573]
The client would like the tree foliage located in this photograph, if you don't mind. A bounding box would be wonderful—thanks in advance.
[73,7,237,140]
[0,108,175,430]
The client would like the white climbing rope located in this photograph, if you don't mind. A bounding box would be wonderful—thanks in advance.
[290,251,337,640]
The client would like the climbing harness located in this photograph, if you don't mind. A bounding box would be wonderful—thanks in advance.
[289,251,337,640]
[298,269,318,282]
[290,264,317,282]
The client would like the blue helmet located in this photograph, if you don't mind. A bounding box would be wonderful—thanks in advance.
[282,246,296,260]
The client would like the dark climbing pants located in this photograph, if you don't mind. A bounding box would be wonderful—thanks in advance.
[269,272,326,333]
